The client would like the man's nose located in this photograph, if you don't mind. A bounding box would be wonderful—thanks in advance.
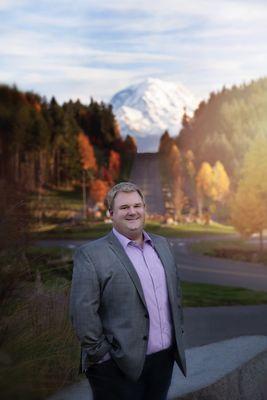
[128,206,136,214]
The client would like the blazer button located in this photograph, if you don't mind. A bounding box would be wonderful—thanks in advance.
[143,335,148,341]
[144,314,149,319]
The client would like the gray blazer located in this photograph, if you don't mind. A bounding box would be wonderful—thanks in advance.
[69,231,186,381]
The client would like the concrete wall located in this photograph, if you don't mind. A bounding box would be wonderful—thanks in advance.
[175,349,267,400]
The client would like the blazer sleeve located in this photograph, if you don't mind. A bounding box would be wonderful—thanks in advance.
[69,247,112,364]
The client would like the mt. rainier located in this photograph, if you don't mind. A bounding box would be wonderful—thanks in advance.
[110,78,198,152]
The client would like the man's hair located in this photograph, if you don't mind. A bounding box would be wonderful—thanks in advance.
[106,182,145,211]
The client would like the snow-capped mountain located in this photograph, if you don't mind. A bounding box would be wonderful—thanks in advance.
[111,77,198,152]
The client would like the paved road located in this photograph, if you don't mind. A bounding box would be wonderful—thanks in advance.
[35,238,267,292]
[130,153,165,215]
[168,238,267,291]
[183,305,267,348]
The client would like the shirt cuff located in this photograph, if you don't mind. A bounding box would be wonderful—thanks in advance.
[96,352,111,364]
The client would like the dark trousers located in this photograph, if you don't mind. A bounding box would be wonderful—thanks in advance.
[85,347,174,400]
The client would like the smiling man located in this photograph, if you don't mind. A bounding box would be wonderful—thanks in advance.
[70,182,186,400]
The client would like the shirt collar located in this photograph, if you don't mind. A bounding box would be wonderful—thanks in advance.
[112,227,154,250]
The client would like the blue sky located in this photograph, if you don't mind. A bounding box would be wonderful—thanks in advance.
[1,0,267,104]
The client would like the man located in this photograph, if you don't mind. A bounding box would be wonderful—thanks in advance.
[70,182,186,400]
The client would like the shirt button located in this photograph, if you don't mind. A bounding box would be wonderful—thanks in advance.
[143,336,148,341]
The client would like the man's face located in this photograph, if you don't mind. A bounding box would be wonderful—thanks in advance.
[110,191,145,239]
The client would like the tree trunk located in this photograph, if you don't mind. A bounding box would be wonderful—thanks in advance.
[56,149,60,187]
[14,148,19,183]
[196,189,203,219]
[82,170,87,218]
[37,151,45,225]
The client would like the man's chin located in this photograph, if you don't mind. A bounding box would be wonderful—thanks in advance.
[126,223,142,231]
[126,223,144,235]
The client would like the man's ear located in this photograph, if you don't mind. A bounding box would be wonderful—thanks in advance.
[109,209,113,217]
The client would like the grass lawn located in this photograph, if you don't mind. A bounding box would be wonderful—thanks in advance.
[146,220,235,238]
[181,281,267,306]
[31,221,112,239]
[32,220,235,240]
[190,239,267,266]
[29,187,83,225]
[29,187,83,210]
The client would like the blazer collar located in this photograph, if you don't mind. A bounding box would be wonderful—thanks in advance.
[107,231,147,309]
[106,231,175,311]
[112,227,153,250]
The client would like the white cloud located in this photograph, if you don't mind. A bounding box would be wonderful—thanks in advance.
[1,0,267,102]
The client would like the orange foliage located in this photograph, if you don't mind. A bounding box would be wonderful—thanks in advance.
[108,150,120,181]
[77,132,97,171]
[33,102,41,112]
[89,179,109,203]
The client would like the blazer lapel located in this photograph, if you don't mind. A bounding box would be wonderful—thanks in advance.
[107,231,147,310]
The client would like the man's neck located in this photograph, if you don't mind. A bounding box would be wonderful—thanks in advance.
[133,233,144,247]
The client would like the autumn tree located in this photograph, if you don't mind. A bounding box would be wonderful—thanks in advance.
[231,136,267,251]
[108,150,121,183]
[89,179,109,204]
[169,143,181,179]
[119,135,137,179]
[231,183,267,250]
[212,161,230,202]
[183,149,197,211]
[158,131,175,178]
[168,144,186,219]
[195,160,230,221]
[184,149,196,179]
[159,130,174,156]
[195,162,214,218]
[77,132,97,217]
[172,176,187,221]
[159,134,189,218]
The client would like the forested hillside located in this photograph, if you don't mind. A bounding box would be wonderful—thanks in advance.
[159,77,267,235]
[0,84,136,192]
[176,77,267,179]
